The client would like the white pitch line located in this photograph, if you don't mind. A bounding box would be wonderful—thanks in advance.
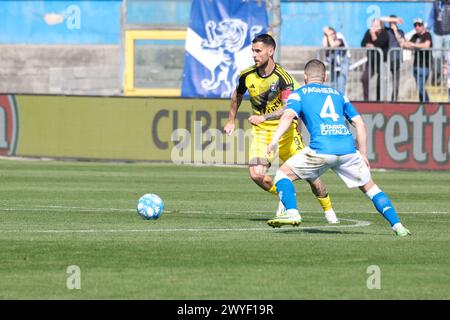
[0,218,371,234]
[1,205,448,215]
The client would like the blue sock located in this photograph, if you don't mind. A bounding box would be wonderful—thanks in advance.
[372,192,400,226]
[275,178,297,210]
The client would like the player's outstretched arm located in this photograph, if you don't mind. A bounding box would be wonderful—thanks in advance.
[224,90,243,135]
[267,109,296,154]
[264,107,286,121]
[248,87,292,125]
[248,107,286,125]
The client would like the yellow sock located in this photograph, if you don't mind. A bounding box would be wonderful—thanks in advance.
[268,185,278,195]
[317,194,332,212]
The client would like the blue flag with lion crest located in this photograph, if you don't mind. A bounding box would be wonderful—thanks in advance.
[181,0,268,98]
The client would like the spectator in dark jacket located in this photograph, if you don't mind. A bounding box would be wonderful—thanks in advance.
[381,15,405,101]
[361,18,389,101]
[404,18,433,103]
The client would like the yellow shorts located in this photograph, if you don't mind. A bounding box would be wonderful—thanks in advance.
[249,120,304,165]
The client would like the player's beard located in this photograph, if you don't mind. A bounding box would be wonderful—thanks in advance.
[255,58,270,72]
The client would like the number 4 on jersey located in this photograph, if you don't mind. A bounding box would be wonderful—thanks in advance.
[320,95,339,121]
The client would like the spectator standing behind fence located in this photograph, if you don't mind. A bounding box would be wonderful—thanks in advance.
[404,18,433,103]
[361,19,389,101]
[322,26,350,94]
[445,51,450,101]
[381,15,405,101]
[428,0,450,82]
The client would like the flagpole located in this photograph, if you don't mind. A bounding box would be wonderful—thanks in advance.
[269,0,281,61]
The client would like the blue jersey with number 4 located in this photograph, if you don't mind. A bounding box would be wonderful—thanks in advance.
[286,83,360,155]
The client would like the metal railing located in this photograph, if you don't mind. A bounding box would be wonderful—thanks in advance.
[387,47,449,103]
[318,47,385,101]
[287,47,450,103]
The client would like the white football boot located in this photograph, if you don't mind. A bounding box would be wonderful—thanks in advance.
[268,209,302,228]
[324,209,340,224]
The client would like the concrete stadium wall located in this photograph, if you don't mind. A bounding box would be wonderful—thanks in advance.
[0,44,186,96]
[0,1,432,47]
[0,0,121,45]
[0,1,434,96]
[280,1,432,47]
[0,45,121,96]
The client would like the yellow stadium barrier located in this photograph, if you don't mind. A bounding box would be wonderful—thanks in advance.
[124,30,186,97]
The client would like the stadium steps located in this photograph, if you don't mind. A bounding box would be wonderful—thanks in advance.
[0,44,121,95]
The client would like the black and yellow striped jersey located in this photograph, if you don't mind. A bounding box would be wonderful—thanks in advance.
[236,63,300,116]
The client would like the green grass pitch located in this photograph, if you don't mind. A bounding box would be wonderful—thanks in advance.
[0,158,449,299]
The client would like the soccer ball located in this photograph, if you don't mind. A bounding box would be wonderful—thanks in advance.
[136,193,164,220]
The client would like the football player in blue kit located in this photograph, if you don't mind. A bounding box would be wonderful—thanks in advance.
[266,59,411,236]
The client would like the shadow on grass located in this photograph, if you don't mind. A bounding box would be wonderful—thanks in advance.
[247,218,370,235]
[248,218,270,222]
[277,228,367,235]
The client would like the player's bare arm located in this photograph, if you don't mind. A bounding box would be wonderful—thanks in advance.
[248,89,292,125]
[380,16,404,25]
[267,109,296,154]
[352,116,370,168]
[405,39,431,49]
[224,90,243,135]
[248,107,285,125]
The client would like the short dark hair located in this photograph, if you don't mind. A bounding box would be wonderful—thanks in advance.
[252,33,276,49]
[304,59,326,82]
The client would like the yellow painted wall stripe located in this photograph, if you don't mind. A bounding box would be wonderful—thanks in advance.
[124,30,187,97]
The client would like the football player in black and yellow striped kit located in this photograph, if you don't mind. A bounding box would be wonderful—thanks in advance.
[224,34,338,223]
